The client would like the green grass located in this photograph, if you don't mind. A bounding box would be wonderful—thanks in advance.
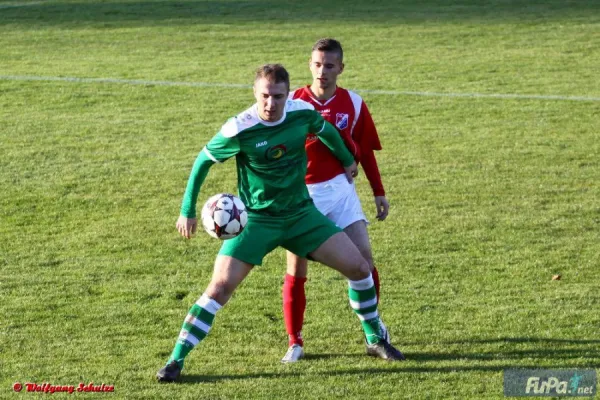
[1,1,599,399]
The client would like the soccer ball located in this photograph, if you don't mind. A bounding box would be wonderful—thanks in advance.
[201,193,248,240]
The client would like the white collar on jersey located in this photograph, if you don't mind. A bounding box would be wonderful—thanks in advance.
[308,94,337,107]
[251,104,287,126]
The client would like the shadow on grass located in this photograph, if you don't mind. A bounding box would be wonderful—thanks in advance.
[1,0,599,27]
[175,336,599,384]
[407,336,600,362]
[405,337,600,346]
[179,365,597,384]
[303,353,363,361]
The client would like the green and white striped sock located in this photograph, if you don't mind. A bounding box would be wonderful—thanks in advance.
[168,293,222,368]
[348,274,382,345]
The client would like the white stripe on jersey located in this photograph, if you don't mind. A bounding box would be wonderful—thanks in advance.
[219,99,316,136]
[323,95,337,107]
[348,90,363,137]
[220,106,261,137]
[315,120,326,134]
[287,98,315,112]
[202,147,220,163]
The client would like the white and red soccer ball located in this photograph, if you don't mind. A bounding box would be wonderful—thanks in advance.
[201,193,248,240]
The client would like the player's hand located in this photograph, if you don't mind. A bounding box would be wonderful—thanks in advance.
[374,196,389,221]
[344,161,359,183]
[176,216,197,239]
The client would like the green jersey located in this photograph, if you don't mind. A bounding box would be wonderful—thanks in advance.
[181,99,354,217]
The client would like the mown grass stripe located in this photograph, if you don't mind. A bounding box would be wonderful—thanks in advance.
[1,74,599,102]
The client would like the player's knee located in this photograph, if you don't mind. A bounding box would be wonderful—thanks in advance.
[358,259,371,278]
[347,258,371,281]
[205,280,235,306]
[360,251,374,269]
[286,253,308,276]
[286,260,308,277]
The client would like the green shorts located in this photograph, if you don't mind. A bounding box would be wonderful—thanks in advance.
[218,204,342,266]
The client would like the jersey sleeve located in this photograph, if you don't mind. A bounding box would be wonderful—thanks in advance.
[355,102,385,196]
[180,149,215,218]
[204,122,241,162]
[179,121,241,218]
[360,147,385,196]
[356,102,382,151]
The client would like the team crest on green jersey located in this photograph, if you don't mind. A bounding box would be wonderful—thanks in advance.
[265,144,287,160]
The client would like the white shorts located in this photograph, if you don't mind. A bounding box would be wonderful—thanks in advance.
[307,173,367,230]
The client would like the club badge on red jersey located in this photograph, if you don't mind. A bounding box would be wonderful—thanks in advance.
[336,113,349,130]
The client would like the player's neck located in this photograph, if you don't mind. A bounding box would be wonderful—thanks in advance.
[309,84,337,101]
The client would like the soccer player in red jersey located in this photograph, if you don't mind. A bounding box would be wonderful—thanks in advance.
[281,38,395,362]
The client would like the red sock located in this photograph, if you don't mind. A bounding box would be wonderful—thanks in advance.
[371,266,381,305]
[282,274,306,347]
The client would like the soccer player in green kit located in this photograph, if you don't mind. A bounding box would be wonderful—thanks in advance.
[157,64,404,383]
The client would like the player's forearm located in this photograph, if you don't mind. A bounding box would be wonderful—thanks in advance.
[360,147,385,196]
[316,121,354,167]
[180,149,215,218]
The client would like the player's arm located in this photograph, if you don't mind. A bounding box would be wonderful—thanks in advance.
[355,102,389,220]
[178,126,241,238]
[314,118,358,182]
[360,148,388,220]
[180,149,216,218]
[177,149,214,238]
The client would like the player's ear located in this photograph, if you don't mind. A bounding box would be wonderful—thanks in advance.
[340,62,345,74]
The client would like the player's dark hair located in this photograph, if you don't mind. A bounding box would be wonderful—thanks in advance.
[255,64,290,91]
[312,38,344,61]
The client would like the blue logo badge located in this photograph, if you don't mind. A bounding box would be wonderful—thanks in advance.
[336,113,349,130]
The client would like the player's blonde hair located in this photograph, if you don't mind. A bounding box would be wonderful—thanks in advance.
[254,64,290,91]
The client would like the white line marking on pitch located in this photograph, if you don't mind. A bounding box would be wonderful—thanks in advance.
[1,75,599,102]
[0,75,250,89]
[0,1,45,9]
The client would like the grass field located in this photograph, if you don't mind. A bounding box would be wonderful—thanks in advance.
[1,0,599,399]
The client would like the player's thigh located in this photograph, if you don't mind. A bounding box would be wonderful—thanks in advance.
[218,211,282,266]
[343,220,374,267]
[286,251,308,278]
[282,206,341,259]
[205,255,253,305]
[309,232,370,281]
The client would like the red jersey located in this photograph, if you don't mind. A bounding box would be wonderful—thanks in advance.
[291,86,385,196]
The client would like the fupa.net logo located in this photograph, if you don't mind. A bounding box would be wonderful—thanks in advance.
[526,373,594,396]
[504,369,597,397]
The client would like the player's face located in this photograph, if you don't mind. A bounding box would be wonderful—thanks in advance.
[309,50,344,90]
[254,78,289,122]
